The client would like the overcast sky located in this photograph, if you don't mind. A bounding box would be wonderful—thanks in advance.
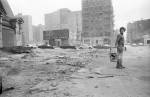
[7,0,150,29]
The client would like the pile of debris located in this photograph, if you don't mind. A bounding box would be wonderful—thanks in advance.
[56,56,88,68]
[21,52,39,59]
[11,46,33,54]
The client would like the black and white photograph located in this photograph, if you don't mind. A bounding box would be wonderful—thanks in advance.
[0,0,150,96]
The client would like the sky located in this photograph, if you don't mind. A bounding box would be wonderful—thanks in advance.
[7,0,150,29]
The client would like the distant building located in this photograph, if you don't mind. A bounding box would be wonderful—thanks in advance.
[45,8,71,30]
[43,29,70,46]
[127,19,150,44]
[32,24,44,44]
[69,11,82,46]
[0,0,23,48]
[44,8,82,46]
[82,0,114,46]
[17,14,33,45]
[143,35,150,45]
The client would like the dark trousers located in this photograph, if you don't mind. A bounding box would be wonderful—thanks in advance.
[116,46,123,68]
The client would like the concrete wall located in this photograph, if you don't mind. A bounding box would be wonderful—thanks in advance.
[2,27,15,47]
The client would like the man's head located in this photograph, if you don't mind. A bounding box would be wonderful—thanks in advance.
[120,27,126,35]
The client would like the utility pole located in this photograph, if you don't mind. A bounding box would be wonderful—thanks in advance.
[76,14,78,39]
[0,14,3,48]
[76,13,81,45]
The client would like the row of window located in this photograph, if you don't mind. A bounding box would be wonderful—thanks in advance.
[82,0,112,8]
[83,38,111,44]
[82,31,111,37]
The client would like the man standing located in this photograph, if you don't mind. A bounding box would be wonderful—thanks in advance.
[115,27,126,69]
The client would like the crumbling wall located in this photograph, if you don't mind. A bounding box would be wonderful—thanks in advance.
[2,27,15,47]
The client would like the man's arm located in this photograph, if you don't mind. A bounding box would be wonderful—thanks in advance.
[123,36,125,47]
[115,35,119,47]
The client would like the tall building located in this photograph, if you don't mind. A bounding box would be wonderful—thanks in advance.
[17,14,33,45]
[44,8,82,46]
[127,19,150,44]
[82,0,114,46]
[32,24,44,44]
[45,8,71,30]
[68,11,82,45]
[0,0,23,48]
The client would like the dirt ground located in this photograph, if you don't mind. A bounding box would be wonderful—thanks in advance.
[0,46,150,97]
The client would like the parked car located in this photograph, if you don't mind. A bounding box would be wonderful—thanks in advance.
[38,44,54,49]
[138,43,144,46]
[93,45,110,49]
[132,43,137,46]
[60,46,76,49]
[79,44,93,49]
[126,43,131,45]
[26,44,37,48]
[11,46,32,54]
[104,44,110,47]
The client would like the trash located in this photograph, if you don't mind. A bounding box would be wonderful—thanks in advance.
[109,47,117,62]
[86,76,94,79]
[0,57,9,61]
[78,68,89,73]
[51,82,58,87]
[97,75,114,78]
[7,68,21,76]
[28,81,58,95]
[2,87,15,93]
[94,85,98,88]
[21,52,38,59]
[63,91,72,96]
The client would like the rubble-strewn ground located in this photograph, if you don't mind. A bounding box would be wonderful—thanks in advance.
[0,46,150,97]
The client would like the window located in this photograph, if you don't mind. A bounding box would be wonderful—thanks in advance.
[84,39,90,44]
[104,32,111,36]
[104,38,111,44]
